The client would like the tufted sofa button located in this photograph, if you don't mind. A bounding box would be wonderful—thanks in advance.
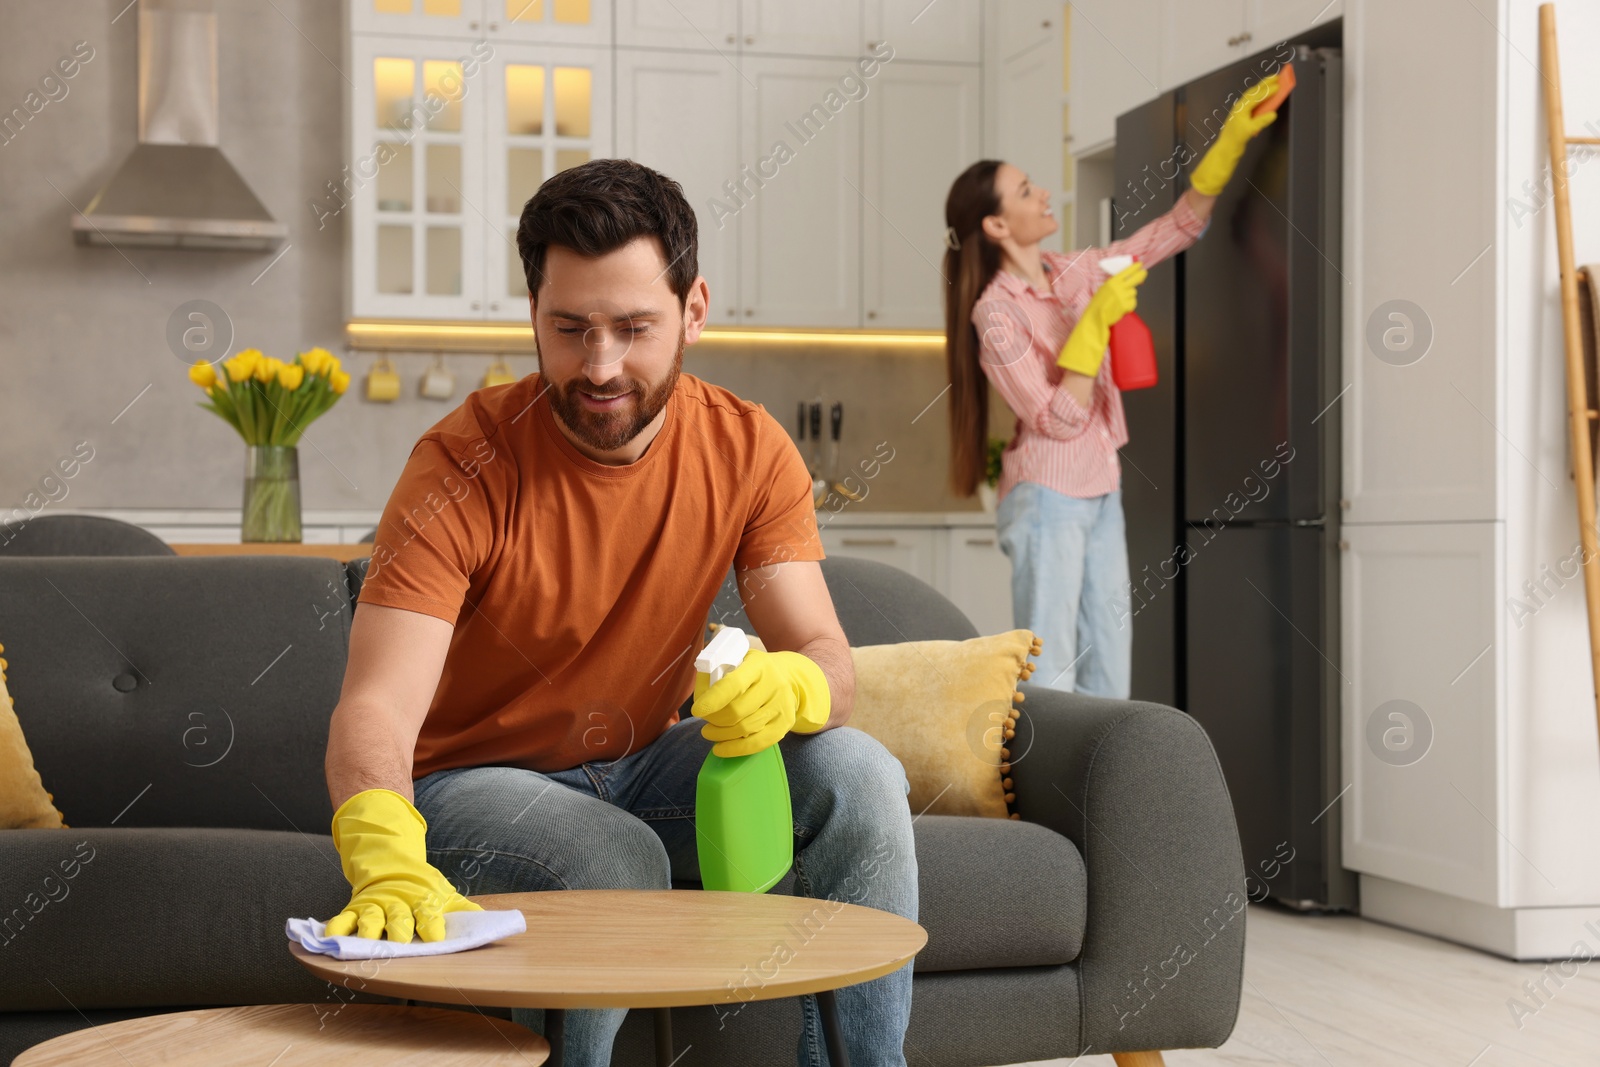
[112,672,138,692]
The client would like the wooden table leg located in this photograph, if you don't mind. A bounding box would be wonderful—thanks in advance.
[546,1007,565,1067]
[816,988,850,1067]
[1112,1053,1167,1066]
[654,1007,674,1067]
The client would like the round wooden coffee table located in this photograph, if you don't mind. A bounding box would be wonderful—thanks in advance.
[290,889,926,1067]
[14,1003,547,1065]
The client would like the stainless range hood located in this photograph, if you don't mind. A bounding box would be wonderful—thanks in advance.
[72,0,286,251]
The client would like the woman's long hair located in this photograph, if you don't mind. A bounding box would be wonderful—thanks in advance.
[943,160,1004,497]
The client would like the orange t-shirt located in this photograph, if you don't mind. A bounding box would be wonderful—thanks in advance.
[356,371,824,778]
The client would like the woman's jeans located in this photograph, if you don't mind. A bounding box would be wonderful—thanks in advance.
[995,479,1132,698]
[412,709,919,1067]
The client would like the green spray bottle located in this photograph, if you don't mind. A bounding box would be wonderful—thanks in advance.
[694,626,794,893]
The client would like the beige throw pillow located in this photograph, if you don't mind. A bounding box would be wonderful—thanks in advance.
[706,624,1041,819]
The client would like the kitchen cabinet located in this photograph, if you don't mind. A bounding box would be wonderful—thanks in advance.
[820,525,938,588]
[483,42,613,321]
[861,62,980,327]
[614,49,743,325]
[865,0,981,63]
[615,0,740,50]
[348,34,492,320]
[942,527,1015,636]
[739,0,861,57]
[986,0,1064,230]
[346,23,611,321]
[736,55,863,327]
[349,0,610,45]
[1159,0,1342,97]
[1064,0,1160,155]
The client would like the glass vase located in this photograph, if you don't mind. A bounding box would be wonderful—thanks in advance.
[241,444,302,543]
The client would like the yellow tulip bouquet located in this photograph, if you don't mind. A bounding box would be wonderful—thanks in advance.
[187,347,350,445]
[187,347,351,542]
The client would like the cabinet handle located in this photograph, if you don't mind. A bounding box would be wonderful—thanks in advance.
[1042,19,1052,27]
[744,307,754,316]
[469,19,479,29]
[842,537,898,547]
[1339,539,1350,551]
[489,20,499,31]
[471,300,482,310]
[965,537,995,546]
[745,34,755,44]
[867,310,877,320]
[490,301,500,311]
[866,40,879,49]
[726,33,735,43]
[1226,34,1238,45]
[726,307,735,317]
[1238,31,1252,43]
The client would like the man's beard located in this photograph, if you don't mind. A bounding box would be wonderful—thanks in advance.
[542,328,684,453]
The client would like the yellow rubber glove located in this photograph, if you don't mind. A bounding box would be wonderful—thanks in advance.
[324,788,483,943]
[1057,261,1148,378]
[1189,73,1282,196]
[692,649,831,758]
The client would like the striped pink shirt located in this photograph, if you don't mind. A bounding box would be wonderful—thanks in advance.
[972,195,1207,501]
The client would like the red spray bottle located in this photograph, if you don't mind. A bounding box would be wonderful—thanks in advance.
[1098,255,1158,391]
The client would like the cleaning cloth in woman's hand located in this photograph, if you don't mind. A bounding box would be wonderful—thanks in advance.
[286,909,526,960]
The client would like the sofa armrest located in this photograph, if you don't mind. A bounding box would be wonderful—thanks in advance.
[1009,684,1245,1054]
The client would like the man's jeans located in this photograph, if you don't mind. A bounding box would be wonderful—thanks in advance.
[413,708,919,1067]
[996,479,1132,698]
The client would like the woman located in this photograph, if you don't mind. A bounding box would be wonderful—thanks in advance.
[943,74,1282,698]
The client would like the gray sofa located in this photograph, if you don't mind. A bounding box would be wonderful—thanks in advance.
[0,553,1245,1065]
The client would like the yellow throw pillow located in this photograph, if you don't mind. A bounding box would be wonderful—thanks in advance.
[0,641,67,829]
[706,624,1041,819]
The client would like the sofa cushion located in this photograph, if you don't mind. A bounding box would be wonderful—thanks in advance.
[0,827,390,1012]
[0,557,350,831]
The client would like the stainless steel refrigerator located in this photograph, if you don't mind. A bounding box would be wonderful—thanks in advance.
[1114,35,1355,909]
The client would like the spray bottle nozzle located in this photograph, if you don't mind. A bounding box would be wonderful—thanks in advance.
[695,626,751,686]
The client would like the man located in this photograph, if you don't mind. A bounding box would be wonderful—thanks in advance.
[321,158,919,1067]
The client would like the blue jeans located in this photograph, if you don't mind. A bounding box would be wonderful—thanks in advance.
[995,479,1132,698]
[412,710,918,1067]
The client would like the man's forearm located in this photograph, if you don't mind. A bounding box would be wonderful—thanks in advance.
[800,635,855,729]
[325,700,418,809]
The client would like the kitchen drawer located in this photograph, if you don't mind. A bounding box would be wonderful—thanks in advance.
[819,526,938,589]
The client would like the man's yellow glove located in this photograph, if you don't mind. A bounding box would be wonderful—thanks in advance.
[1057,261,1147,378]
[324,788,483,943]
[1189,73,1282,196]
[692,649,830,758]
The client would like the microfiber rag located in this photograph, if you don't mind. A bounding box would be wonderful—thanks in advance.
[285,909,526,960]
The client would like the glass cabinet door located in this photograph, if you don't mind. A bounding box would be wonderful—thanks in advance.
[349,0,489,38]
[485,43,613,322]
[350,36,487,320]
[486,0,611,46]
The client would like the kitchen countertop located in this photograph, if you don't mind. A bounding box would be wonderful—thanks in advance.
[65,507,1000,528]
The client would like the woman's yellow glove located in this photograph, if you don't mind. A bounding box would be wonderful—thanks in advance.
[692,649,830,757]
[324,788,483,943]
[1058,261,1147,378]
[1189,73,1282,196]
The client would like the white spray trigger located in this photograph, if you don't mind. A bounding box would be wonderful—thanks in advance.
[695,626,751,686]
[1099,254,1135,275]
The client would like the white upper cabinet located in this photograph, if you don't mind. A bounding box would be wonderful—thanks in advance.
[862,62,979,328]
[989,0,1064,213]
[1065,0,1160,155]
[615,0,741,51]
[348,34,491,320]
[1246,0,1343,52]
[737,56,863,326]
[865,0,981,63]
[739,0,861,56]
[349,0,609,44]
[484,43,613,322]
[614,50,742,325]
[1158,0,1244,92]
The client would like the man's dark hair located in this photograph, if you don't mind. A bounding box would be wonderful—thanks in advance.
[515,158,699,307]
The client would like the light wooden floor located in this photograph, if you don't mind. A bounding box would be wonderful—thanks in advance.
[1000,902,1600,1067]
